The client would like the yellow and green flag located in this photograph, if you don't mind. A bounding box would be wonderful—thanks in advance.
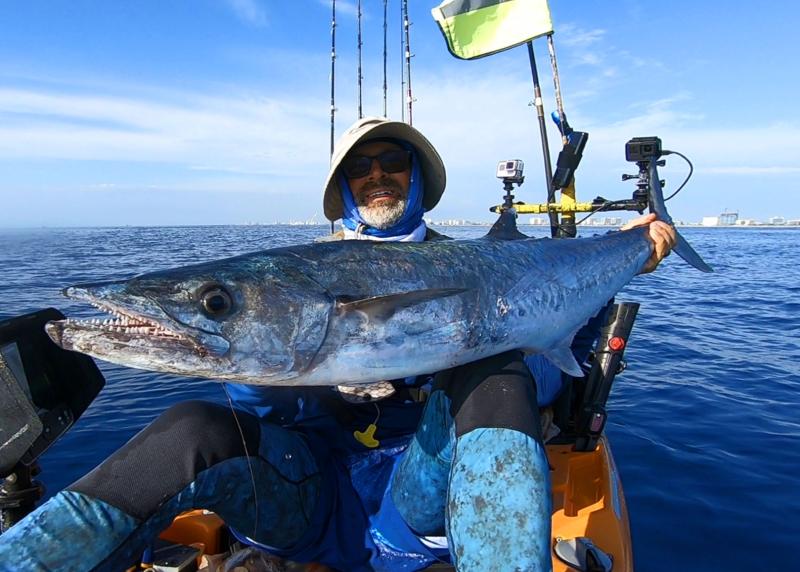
[432,0,553,60]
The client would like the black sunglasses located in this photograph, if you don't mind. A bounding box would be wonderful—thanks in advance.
[341,149,411,179]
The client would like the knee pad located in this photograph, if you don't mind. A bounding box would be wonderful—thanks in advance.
[446,351,542,442]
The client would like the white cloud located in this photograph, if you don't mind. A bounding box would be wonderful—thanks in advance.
[557,24,607,48]
[317,0,360,19]
[0,86,329,174]
[702,166,800,175]
[224,0,268,27]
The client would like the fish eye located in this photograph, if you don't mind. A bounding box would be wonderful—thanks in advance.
[199,285,234,317]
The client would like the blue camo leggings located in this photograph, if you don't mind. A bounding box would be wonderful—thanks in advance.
[0,350,551,572]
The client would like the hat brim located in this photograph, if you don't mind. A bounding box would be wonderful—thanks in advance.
[323,117,446,221]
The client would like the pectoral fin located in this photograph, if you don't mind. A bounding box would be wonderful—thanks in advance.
[336,288,468,322]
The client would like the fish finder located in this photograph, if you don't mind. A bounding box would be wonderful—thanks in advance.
[0,308,105,529]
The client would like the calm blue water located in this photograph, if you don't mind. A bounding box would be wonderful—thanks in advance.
[1,225,798,570]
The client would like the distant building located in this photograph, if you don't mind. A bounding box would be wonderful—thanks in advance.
[702,216,719,227]
[719,210,738,225]
[769,216,786,225]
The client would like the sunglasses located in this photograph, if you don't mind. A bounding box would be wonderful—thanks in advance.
[341,149,411,179]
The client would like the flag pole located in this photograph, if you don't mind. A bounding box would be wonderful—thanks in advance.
[526,40,558,237]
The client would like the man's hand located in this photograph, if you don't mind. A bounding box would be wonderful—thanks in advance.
[620,213,677,274]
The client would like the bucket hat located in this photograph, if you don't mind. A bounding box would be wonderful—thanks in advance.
[323,117,446,221]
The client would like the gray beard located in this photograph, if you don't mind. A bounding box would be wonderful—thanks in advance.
[358,198,407,230]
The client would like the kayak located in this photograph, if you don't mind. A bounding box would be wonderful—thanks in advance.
[158,436,631,571]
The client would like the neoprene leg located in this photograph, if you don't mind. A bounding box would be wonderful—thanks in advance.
[391,385,454,534]
[445,352,552,572]
[0,400,320,572]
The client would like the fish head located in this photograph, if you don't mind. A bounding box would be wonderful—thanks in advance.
[46,255,333,382]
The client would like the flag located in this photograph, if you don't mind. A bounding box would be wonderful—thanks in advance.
[432,0,553,60]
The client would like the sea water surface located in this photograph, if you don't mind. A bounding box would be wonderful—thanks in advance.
[0,225,798,570]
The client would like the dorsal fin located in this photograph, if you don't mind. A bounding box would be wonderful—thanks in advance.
[486,210,529,240]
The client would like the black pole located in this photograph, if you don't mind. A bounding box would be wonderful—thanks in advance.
[526,41,558,237]
[383,0,388,117]
[403,0,413,125]
[357,0,363,119]
[330,0,337,233]
[0,464,43,533]
[399,0,405,122]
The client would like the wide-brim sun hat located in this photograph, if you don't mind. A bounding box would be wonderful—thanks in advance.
[323,117,446,221]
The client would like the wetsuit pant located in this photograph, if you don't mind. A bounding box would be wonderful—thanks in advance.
[392,350,552,572]
[0,350,550,572]
[0,400,323,572]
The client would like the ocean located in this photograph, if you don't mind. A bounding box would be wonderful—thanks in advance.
[1,224,798,570]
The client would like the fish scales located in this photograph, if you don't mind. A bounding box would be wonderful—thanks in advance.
[44,225,660,386]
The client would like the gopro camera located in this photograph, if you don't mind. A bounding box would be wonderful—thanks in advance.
[497,159,524,183]
[625,136,662,162]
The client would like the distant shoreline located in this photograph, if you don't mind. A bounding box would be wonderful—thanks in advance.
[2,223,799,231]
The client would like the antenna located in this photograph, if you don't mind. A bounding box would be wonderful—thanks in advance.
[402,0,413,125]
[357,0,363,119]
[382,0,388,117]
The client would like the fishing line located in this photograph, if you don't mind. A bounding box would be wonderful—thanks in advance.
[222,383,260,539]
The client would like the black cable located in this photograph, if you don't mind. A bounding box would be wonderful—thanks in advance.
[661,150,693,201]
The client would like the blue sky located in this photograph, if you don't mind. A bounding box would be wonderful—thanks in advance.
[1,0,797,227]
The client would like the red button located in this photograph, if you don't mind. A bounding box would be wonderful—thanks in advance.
[608,336,625,351]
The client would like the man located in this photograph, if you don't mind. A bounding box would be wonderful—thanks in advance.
[319,117,675,571]
[0,117,674,572]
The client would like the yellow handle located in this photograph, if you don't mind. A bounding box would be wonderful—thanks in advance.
[354,424,380,448]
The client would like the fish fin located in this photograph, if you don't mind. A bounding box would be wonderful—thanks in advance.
[543,345,584,377]
[486,210,529,240]
[336,288,468,322]
[647,160,713,273]
[673,231,713,272]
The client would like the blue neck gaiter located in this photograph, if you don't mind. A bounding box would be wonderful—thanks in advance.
[339,140,425,237]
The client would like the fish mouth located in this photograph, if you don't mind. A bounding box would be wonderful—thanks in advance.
[46,284,229,360]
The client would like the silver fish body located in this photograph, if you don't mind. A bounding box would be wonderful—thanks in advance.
[46,224,657,385]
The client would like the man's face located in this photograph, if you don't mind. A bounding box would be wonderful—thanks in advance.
[342,141,411,230]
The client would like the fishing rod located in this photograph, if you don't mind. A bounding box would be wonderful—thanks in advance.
[403,0,414,125]
[383,0,388,117]
[329,0,337,233]
[525,41,558,237]
[357,0,363,119]
[399,0,405,122]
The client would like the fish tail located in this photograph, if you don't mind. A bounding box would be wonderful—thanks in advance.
[649,161,714,273]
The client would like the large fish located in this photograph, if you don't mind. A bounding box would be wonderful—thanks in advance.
[45,163,711,385]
